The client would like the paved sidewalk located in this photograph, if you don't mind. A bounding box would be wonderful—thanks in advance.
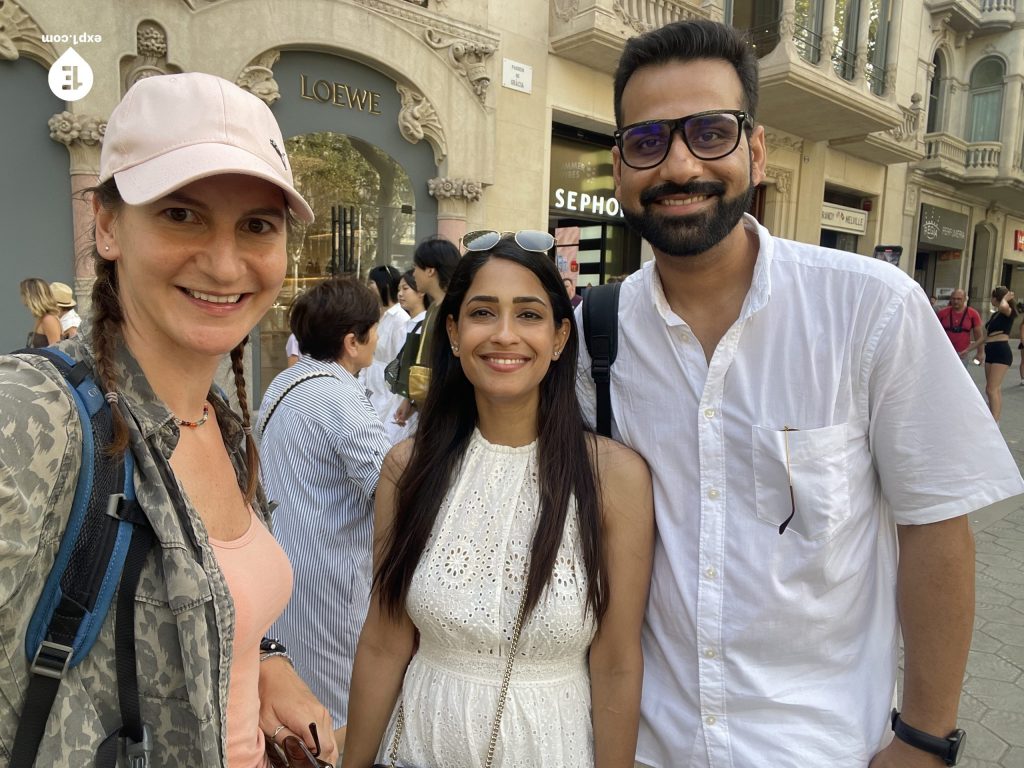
[952,363,1024,767]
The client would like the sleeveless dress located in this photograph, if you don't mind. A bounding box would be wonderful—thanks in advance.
[377,429,597,768]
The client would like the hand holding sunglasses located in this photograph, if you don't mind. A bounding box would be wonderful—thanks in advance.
[265,722,333,768]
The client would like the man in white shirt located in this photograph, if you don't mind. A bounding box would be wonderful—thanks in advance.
[576,20,1024,768]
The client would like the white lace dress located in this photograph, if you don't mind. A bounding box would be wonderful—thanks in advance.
[376,428,597,768]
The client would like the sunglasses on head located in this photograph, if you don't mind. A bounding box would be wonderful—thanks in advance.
[462,230,555,254]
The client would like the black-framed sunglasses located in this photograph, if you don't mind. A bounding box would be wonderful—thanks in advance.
[462,229,555,254]
[614,109,750,170]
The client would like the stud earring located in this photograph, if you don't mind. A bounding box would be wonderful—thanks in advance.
[104,245,110,252]
[452,344,459,354]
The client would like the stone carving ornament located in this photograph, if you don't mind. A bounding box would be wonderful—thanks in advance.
[425,29,495,102]
[397,84,447,165]
[428,177,482,202]
[553,0,581,22]
[237,49,282,106]
[122,20,181,93]
[48,110,106,173]
[0,0,55,63]
[48,110,105,146]
[763,165,793,196]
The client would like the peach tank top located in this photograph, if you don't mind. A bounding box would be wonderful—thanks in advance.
[210,507,293,768]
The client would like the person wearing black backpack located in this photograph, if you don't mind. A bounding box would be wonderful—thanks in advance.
[577,19,1023,768]
[0,73,335,768]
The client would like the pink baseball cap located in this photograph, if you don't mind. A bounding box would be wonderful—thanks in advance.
[100,72,314,223]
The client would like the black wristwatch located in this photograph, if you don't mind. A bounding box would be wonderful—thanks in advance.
[891,709,966,766]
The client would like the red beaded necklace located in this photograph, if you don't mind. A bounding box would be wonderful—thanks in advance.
[174,403,209,429]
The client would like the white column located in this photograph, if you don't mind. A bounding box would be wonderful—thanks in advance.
[998,78,1023,175]
[854,0,873,86]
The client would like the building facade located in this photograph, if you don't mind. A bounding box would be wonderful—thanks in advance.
[3,0,1022,397]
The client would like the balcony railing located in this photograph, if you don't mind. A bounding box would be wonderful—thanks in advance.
[550,0,709,73]
[918,134,1008,180]
[980,0,1014,11]
[924,132,968,166]
[964,141,1002,177]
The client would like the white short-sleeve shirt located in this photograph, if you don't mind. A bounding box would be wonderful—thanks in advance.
[576,215,1023,768]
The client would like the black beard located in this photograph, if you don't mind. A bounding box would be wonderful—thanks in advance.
[622,180,755,257]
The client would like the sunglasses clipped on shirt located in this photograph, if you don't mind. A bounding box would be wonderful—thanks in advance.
[614,109,750,170]
[462,229,555,254]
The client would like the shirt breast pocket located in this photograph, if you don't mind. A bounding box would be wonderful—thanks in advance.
[751,423,852,541]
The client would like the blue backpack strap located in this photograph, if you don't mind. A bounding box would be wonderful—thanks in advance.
[582,282,621,438]
[9,347,153,768]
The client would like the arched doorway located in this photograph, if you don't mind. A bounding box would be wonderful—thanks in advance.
[254,50,439,397]
[259,131,416,392]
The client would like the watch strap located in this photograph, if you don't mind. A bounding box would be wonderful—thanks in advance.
[890,709,964,766]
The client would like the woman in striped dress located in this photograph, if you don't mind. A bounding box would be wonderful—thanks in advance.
[257,277,392,754]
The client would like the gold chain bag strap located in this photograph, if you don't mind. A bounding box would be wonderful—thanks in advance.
[375,582,531,768]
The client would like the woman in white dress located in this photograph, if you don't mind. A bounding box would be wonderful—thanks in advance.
[344,232,654,768]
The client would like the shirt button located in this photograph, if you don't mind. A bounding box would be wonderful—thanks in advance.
[704,408,716,419]
[704,648,717,659]
[706,716,717,726]
[708,488,720,499]
[705,567,717,579]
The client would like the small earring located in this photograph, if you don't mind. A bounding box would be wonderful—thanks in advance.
[104,245,110,252]
[451,344,459,354]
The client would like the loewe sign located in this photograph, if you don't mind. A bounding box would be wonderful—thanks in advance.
[299,73,382,115]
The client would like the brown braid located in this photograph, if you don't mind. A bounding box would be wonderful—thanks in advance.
[230,340,260,502]
[89,180,131,454]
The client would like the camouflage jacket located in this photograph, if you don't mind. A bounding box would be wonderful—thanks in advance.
[0,333,267,767]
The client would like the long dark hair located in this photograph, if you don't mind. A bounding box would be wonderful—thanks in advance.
[992,285,1019,318]
[368,265,401,307]
[375,239,606,622]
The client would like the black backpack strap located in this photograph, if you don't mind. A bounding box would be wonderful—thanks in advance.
[258,372,335,435]
[9,348,152,768]
[582,282,621,438]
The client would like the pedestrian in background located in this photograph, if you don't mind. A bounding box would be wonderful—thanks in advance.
[577,19,1023,768]
[1,72,335,767]
[937,289,982,361]
[383,269,430,443]
[18,277,61,347]
[965,285,1017,421]
[363,265,409,419]
[344,234,653,768]
[392,237,460,427]
[257,277,391,755]
[49,281,82,339]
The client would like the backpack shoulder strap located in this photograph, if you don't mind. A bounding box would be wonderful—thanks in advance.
[582,282,621,438]
[10,347,153,768]
[258,371,336,436]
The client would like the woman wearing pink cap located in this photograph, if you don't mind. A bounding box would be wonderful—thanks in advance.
[0,73,335,768]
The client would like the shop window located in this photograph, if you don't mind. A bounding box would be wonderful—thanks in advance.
[257,131,416,400]
[968,57,1005,142]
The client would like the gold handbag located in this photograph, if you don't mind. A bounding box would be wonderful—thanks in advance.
[407,329,431,404]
